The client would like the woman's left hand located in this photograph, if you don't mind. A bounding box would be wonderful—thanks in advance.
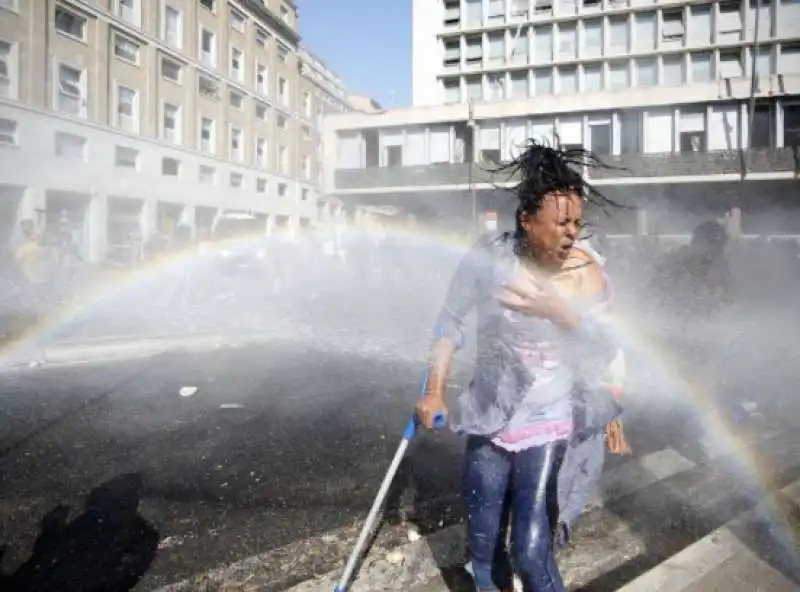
[496,278,579,329]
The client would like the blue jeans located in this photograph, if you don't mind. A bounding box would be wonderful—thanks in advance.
[463,436,566,592]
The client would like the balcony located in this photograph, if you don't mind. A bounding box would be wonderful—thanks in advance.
[334,148,799,191]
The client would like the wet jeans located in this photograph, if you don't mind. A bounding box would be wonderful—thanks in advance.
[463,436,566,592]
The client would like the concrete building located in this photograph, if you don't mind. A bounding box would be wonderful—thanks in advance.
[0,0,352,262]
[324,0,800,237]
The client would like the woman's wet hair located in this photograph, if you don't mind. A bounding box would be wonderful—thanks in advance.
[492,139,619,250]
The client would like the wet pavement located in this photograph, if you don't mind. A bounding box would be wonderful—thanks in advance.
[0,342,467,591]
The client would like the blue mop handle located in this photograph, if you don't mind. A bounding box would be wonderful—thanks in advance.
[332,370,447,592]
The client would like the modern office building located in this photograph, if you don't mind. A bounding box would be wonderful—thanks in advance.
[323,0,800,237]
[0,0,352,262]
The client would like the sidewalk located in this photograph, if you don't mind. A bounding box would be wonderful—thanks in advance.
[617,477,800,592]
[412,478,800,592]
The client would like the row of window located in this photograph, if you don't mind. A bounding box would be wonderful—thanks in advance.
[441,0,796,29]
[441,2,799,70]
[335,100,800,169]
[0,119,308,199]
[48,3,323,124]
[441,46,798,101]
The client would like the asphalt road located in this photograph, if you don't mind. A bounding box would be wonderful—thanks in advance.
[0,340,471,591]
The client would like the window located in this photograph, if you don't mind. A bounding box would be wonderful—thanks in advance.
[443,79,460,103]
[256,63,268,94]
[755,45,771,79]
[634,58,657,86]
[558,66,577,94]
[533,68,553,95]
[488,33,505,65]
[255,27,269,47]
[200,28,216,66]
[278,145,288,174]
[229,90,243,109]
[465,0,482,23]
[54,132,86,160]
[302,155,311,179]
[588,120,612,154]
[511,28,529,64]
[487,0,504,22]
[229,7,246,32]
[162,102,180,143]
[719,49,744,78]
[444,0,461,26]
[114,146,139,169]
[117,0,141,27]
[278,76,289,105]
[465,75,482,100]
[749,102,773,148]
[303,91,311,117]
[162,157,180,176]
[200,0,215,11]
[689,6,712,45]
[465,35,482,64]
[230,46,243,81]
[113,34,140,64]
[256,137,267,167]
[54,6,87,40]
[690,51,713,82]
[608,17,629,54]
[619,111,642,154]
[0,39,18,99]
[534,26,553,63]
[277,114,287,128]
[56,63,87,117]
[277,183,287,198]
[230,172,243,188]
[255,102,269,121]
[163,4,182,48]
[783,102,800,147]
[115,85,138,132]
[558,24,577,59]
[780,44,800,74]
[609,61,629,90]
[160,56,182,83]
[198,74,220,99]
[256,178,267,193]
[583,64,602,91]
[534,0,553,15]
[662,54,684,85]
[679,109,706,152]
[301,189,309,201]
[582,20,602,58]
[510,71,529,98]
[0,118,18,146]
[280,4,289,21]
[230,126,243,161]
[479,124,501,163]
[718,1,743,42]
[634,13,656,51]
[200,117,215,153]
[199,165,215,184]
[302,125,310,138]
[277,42,290,62]
[662,10,685,43]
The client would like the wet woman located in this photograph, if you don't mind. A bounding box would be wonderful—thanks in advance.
[415,141,618,592]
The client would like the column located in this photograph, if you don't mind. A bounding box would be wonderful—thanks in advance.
[18,185,44,229]
[87,191,108,263]
[140,200,157,241]
[636,207,649,235]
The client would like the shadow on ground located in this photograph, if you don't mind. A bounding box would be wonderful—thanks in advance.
[0,473,158,592]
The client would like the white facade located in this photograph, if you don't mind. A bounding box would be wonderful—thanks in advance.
[412,0,800,107]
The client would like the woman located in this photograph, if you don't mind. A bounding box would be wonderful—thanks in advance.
[415,141,619,591]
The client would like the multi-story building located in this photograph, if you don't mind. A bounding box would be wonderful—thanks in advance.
[324,0,800,237]
[0,0,351,262]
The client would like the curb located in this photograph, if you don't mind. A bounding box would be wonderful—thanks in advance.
[617,477,800,592]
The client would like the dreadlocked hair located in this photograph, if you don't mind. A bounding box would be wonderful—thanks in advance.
[491,139,621,254]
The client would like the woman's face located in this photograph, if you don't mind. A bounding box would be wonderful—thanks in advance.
[519,190,582,271]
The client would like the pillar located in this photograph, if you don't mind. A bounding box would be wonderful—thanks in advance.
[140,200,157,241]
[636,207,649,235]
[87,191,108,263]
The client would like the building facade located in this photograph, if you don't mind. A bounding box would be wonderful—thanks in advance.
[0,0,351,262]
[325,0,800,237]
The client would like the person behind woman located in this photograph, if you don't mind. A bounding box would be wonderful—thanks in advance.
[415,141,619,592]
